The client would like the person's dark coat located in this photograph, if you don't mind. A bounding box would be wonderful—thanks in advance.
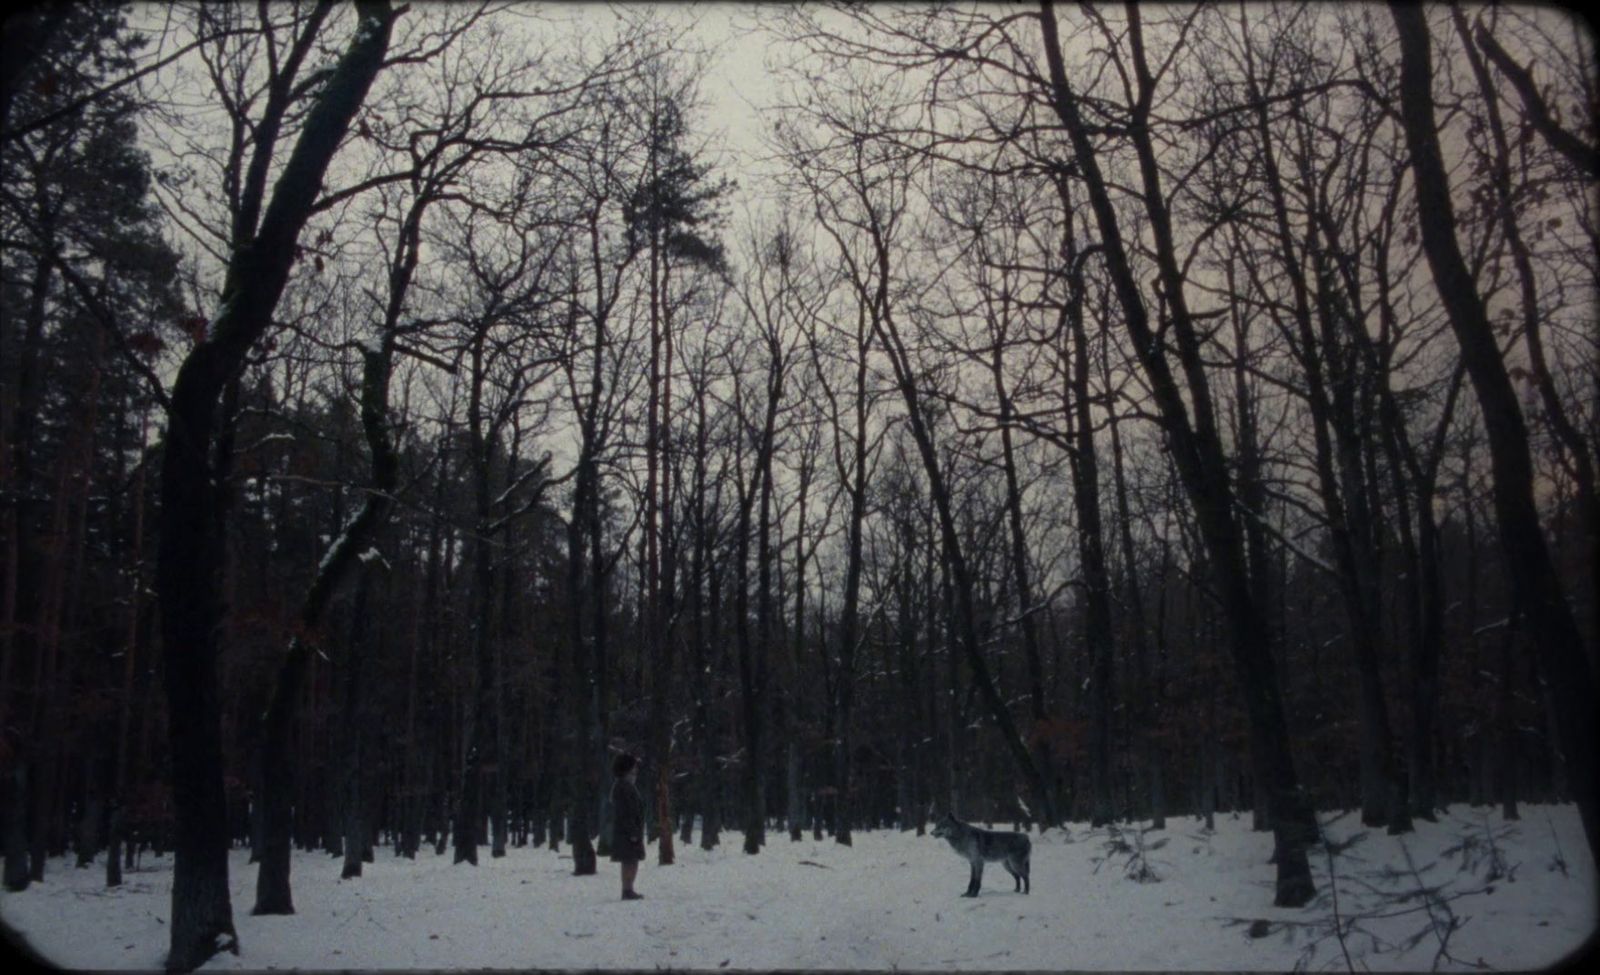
[610,776,646,863]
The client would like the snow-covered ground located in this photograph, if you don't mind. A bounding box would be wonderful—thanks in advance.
[3,804,1594,970]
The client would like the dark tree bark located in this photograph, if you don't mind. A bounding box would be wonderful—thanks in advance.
[340,571,374,879]
[3,766,28,891]
[158,7,393,961]
[1451,9,1600,647]
[642,177,669,867]
[454,327,498,867]
[1472,23,1600,181]
[1038,0,1316,906]
[785,427,818,843]
[254,118,443,908]
[645,244,680,866]
[1367,181,1464,824]
[742,336,784,855]
[254,344,400,913]
[1,164,60,895]
[729,366,759,855]
[803,297,872,848]
[562,215,616,877]
[1104,340,1162,829]
[701,531,725,851]
[863,212,1058,831]
[1390,1,1598,871]
[1235,70,1408,832]
[986,301,1050,766]
[686,354,719,850]
[411,438,454,860]
[107,410,152,887]
[491,505,516,860]
[1051,192,1115,828]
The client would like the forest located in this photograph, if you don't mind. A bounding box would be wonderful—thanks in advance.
[0,2,1595,971]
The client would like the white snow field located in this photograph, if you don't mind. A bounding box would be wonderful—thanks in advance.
[2,804,1594,971]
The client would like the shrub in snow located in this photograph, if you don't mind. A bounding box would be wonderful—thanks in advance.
[1092,822,1166,883]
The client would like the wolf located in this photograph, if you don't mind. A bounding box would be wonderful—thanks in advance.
[930,810,1031,896]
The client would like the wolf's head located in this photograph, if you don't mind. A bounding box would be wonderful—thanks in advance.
[930,810,958,839]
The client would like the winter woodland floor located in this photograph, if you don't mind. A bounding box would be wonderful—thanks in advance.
[2,803,1594,971]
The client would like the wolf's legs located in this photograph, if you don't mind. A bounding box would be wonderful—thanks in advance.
[1010,855,1030,894]
[1003,859,1022,891]
[963,859,983,896]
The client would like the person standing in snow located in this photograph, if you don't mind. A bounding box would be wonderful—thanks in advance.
[610,753,646,900]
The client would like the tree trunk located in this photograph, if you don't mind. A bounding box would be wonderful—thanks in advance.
[256,344,399,912]
[1106,343,1161,829]
[735,431,760,856]
[454,326,499,868]
[1390,0,1599,871]
[992,312,1056,822]
[1056,197,1115,828]
[688,362,720,852]
[1038,0,1315,906]
[1238,66,1408,833]
[562,284,605,876]
[702,546,724,851]
[341,572,373,880]
[4,766,28,891]
[834,328,871,847]
[1497,611,1520,821]
[870,262,1058,830]
[162,9,393,962]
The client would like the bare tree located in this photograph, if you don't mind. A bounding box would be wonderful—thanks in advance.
[794,225,882,845]
[1389,1,1598,872]
[154,3,395,967]
[1036,1,1316,904]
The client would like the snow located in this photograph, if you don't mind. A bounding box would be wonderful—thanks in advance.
[3,804,1593,971]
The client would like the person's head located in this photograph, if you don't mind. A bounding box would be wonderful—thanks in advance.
[613,753,638,780]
